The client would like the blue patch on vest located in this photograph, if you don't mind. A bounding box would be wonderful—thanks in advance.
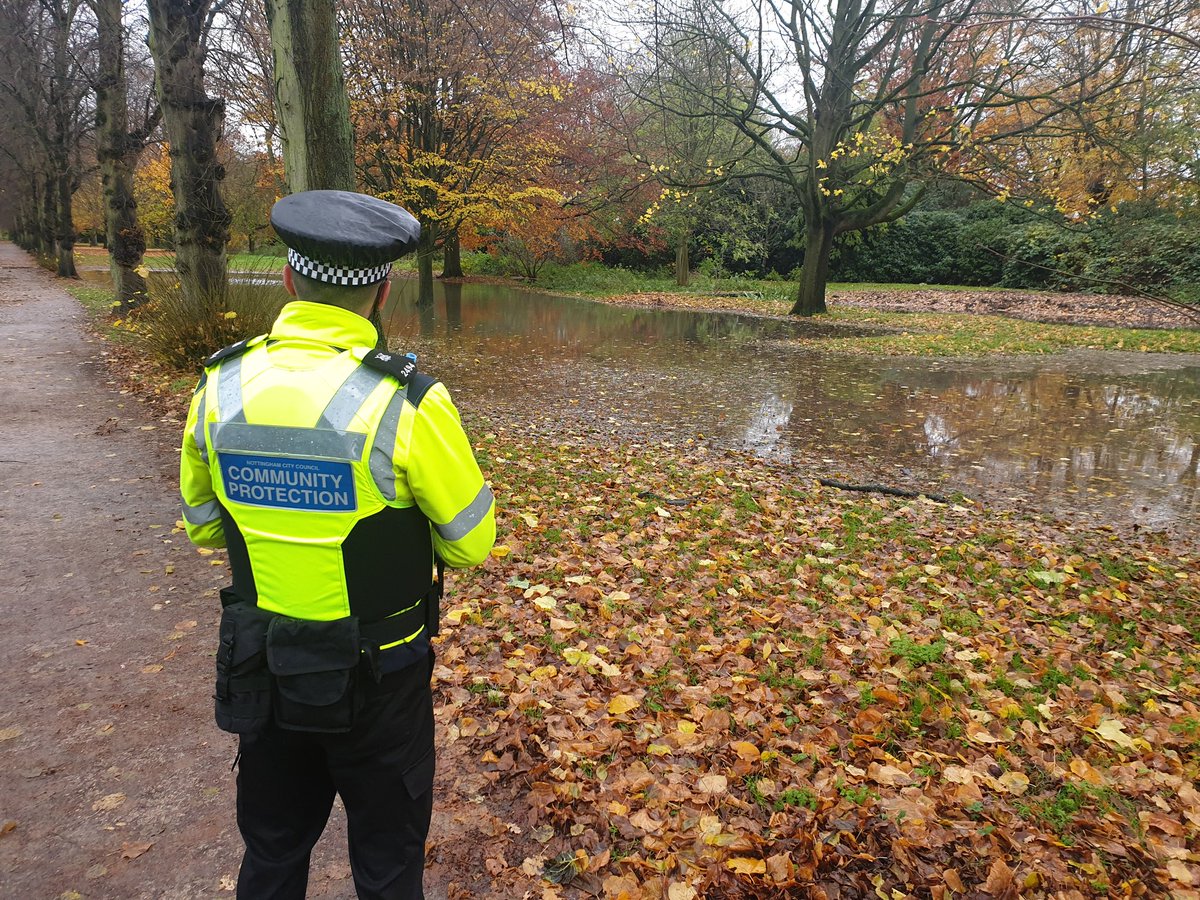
[219,453,357,512]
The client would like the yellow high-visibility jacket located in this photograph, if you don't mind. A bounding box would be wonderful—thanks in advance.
[180,300,495,662]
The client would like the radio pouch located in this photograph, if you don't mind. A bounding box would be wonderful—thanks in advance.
[266,615,362,733]
[214,601,274,735]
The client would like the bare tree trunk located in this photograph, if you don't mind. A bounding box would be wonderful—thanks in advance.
[440,229,463,278]
[54,168,77,277]
[146,0,230,310]
[791,221,833,316]
[417,226,436,307]
[265,0,355,193]
[47,0,77,278]
[96,0,148,311]
[42,173,57,259]
[675,230,690,287]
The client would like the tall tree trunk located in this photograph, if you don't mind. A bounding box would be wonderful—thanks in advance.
[265,0,355,193]
[675,230,690,287]
[96,0,148,311]
[42,174,57,259]
[146,0,230,311]
[54,169,77,277]
[440,230,463,278]
[417,227,436,307]
[790,221,833,316]
[47,0,77,278]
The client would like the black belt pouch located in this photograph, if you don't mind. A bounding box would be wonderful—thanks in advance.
[266,616,362,733]
[214,601,274,735]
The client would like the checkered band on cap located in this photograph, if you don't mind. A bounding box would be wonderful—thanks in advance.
[287,248,392,286]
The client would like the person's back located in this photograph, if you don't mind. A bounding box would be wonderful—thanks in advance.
[179,190,495,899]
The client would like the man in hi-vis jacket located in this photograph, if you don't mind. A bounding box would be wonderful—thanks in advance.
[180,190,495,900]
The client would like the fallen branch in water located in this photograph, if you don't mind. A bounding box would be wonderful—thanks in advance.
[817,478,957,505]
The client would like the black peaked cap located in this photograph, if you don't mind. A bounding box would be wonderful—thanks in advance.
[270,190,421,270]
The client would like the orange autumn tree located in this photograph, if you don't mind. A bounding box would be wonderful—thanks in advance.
[956,3,1200,218]
[342,0,571,302]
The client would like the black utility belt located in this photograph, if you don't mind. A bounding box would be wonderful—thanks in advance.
[213,599,429,736]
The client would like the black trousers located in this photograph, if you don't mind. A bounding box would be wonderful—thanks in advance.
[235,652,436,900]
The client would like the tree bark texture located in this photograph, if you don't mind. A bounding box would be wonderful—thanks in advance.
[265,0,356,193]
[96,0,148,310]
[675,231,690,287]
[145,0,230,311]
[440,230,463,278]
[417,226,437,307]
[791,220,833,316]
[42,174,57,258]
[48,0,77,278]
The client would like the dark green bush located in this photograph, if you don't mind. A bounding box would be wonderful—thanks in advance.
[999,223,1085,290]
[1083,210,1200,302]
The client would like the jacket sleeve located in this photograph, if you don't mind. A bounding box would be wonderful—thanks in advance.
[179,375,226,548]
[405,383,495,568]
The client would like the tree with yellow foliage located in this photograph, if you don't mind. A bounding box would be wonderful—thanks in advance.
[343,0,570,303]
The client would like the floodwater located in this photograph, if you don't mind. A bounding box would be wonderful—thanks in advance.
[86,270,1200,536]
[381,280,1200,537]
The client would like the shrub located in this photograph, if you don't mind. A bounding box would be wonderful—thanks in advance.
[135,264,287,370]
[831,211,972,284]
[999,223,1085,290]
[1083,210,1200,302]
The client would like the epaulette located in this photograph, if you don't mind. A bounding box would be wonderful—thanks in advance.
[360,350,440,409]
[202,334,267,368]
[360,349,418,384]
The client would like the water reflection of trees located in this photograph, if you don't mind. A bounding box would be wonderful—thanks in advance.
[374,279,1199,528]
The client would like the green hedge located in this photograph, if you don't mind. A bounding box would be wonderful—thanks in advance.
[828,203,1199,301]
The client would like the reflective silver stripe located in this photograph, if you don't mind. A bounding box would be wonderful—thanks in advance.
[369,388,408,500]
[317,365,388,431]
[434,484,494,541]
[217,355,247,424]
[210,422,366,460]
[194,387,208,464]
[182,496,221,526]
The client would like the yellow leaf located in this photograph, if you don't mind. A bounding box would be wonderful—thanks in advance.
[607,695,640,716]
[490,545,511,559]
[1093,718,1136,751]
[697,774,728,794]
[668,885,697,900]
[133,265,150,278]
[732,741,760,761]
[726,857,766,875]
[996,771,1030,795]
[521,513,538,528]
[75,639,89,646]
[647,743,671,756]
[0,726,23,741]
[532,596,557,611]
[531,665,558,680]
[1069,757,1104,784]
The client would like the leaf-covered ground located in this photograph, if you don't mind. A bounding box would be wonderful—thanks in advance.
[67,279,1200,898]
[435,423,1200,899]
